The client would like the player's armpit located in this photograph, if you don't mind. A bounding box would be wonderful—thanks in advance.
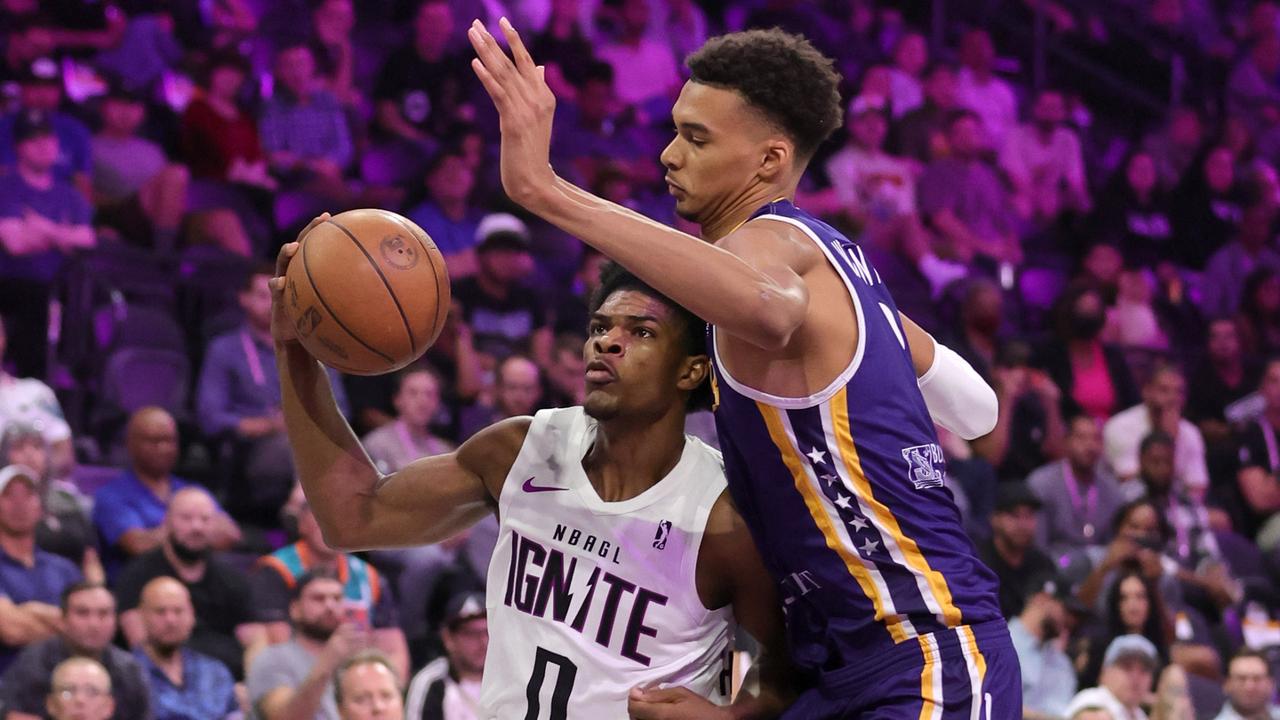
[697,493,795,718]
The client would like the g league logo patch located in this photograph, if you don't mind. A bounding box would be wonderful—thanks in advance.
[653,520,672,550]
[901,444,945,490]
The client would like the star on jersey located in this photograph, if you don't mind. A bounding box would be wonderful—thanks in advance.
[819,473,841,486]
[834,493,852,510]
[848,515,869,533]
[859,538,880,556]
[806,448,827,466]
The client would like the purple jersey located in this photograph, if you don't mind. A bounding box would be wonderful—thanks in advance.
[708,200,1002,674]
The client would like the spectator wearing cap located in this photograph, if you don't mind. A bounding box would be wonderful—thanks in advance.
[0,57,93,194]
[248,487,408,682]
[334,650,404,720]
[1215,649,1280,720]
[0,465,84,676]
[812,93,966,298]
[0,581,151,720]
[451,213,551,369]
[0,108,96,380]
[404,592,487,720]
[0,315,75,478]
[45,656,116,720]
[998,87,1090,225]
[114,487,259,681]
[1065,635,1161,720]
[1029,414,1126,560]
[977,483,1058,618]
[132,577,238,720]
[405,148,485,278]
[1010,578,1079,720]
[0,423,96,566]
[246,571,368,720]
[90,84,190,252]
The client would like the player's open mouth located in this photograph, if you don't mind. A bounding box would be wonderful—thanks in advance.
[585,360,617,384]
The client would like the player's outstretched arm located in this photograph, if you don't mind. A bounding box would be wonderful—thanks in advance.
[629,493,794,720]
[469,19,810,351]
[272,221,527,550]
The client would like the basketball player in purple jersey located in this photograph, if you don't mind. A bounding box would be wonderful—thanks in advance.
[470,20,1019,719]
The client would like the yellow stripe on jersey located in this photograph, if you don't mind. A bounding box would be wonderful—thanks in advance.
[917,634,942,720]
[756,401,908,643]
[827,387,964,627]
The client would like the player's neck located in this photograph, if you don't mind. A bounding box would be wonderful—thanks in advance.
[583,410,687,502]
[699,183,795,242]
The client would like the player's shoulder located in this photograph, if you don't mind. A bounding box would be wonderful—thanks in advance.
[726,215,825,271]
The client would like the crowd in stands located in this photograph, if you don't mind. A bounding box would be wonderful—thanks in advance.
[8,0,1280,718]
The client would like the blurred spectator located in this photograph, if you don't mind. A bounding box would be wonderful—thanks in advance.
[362,367,454,474]
[1067,635,1160,720]
[250,492,408,681]
[132,577,238,720]
[999,87,1090,224]
[458,354,542,440]
[245,571,368,720]
[0,109,96,380]
[1227,33,1280,132]
[373,0,473,146]
[974,343,1066,482]
[1214,649,1279,720]
[180,50,276,190]
[549,61,663,192]
[655,0,708,67]
[1203,199,1280,319]
[552,245,607,339]
[1091,152,1175,268]
[0,424,95,565]
[0,317,74,478]
[404,591,486,720]
[196,264,348,523]
[892,63,959,163]
[1233,358,1280,540]
[44,656,115,720]
[977,483,1058,618]
[93,7,182,95]
[0,58,93,194]
[90,85,189,252]
[1101,271,1170,353]
[259,41,354,200]
[918,110,1022,267]
[1103,363,1208,494]
[597,0,679,111]
[114,487,259,680]
[334,650,403,720]
[1186,318,1261,446]
[1142,107,1206,193]
[1029,414,1126,556]
[1237,267,1280,357]
[1173,146,1244,271]
[531,0,597,102]
[309,0,359,107]
[1039,283,1141,420]
[1077,504,1178,642]
[954,28,1018,149]
[0,465,83,676]
[1010,579,1078,719]
[0,582,150,720]
[815,94,966,297]
[452,215,552,367]
[887,31,927,118]
[92,407,240,572]
[405,149,485,277]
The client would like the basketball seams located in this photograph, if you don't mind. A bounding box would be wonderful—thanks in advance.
[300,229,397,366]
[386,213,446,350]
[325,218,418,355]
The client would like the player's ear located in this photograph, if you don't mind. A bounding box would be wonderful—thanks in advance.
[758,138,792,182]
[678,354,710,392]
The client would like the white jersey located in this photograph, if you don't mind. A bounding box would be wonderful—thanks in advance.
[480,407,734,719]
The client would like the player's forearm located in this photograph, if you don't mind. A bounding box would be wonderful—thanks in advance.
[276,341,382,547]
[527,176,804,349]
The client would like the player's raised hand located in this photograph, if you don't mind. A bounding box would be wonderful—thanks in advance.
[467,17,557,207]
[269,213,330,347]
[627,686,732,720]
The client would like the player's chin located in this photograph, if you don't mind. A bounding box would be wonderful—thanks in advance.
[583,389,621,420]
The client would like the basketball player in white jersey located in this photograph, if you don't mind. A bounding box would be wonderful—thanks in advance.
[269,222,792,719]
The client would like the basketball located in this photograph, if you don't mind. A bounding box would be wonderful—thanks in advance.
[283,208,450,376]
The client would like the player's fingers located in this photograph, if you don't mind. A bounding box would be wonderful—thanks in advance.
[297,212,329,243]
[470,57,509,107]
[499,17,537,78]
[469,21,517,84]
[272,241,300,288]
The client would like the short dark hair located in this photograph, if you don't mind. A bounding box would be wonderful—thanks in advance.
[393,363,442,395]
[61,582,110,613]
[1139,431,1174,456]
[333,650,400,705]
[290,569,343,601]
[1228,648,1271,674]
[588,262,711,411]
[685,28,843,160]
[242,260,276,292]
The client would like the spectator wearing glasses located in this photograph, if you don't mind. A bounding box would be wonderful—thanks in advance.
[44,657,115,720]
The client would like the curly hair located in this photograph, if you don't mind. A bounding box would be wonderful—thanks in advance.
[686,28,843,160]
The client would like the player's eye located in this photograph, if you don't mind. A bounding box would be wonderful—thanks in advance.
[589,322,607,335]
[635,327,655,338]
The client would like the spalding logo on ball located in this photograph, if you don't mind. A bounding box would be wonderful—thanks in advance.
[284,208,451,375]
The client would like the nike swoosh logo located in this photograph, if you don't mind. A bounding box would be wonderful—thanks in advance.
[521,477,567,493]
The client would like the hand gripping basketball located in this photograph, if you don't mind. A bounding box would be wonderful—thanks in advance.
[270,213,330,347]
